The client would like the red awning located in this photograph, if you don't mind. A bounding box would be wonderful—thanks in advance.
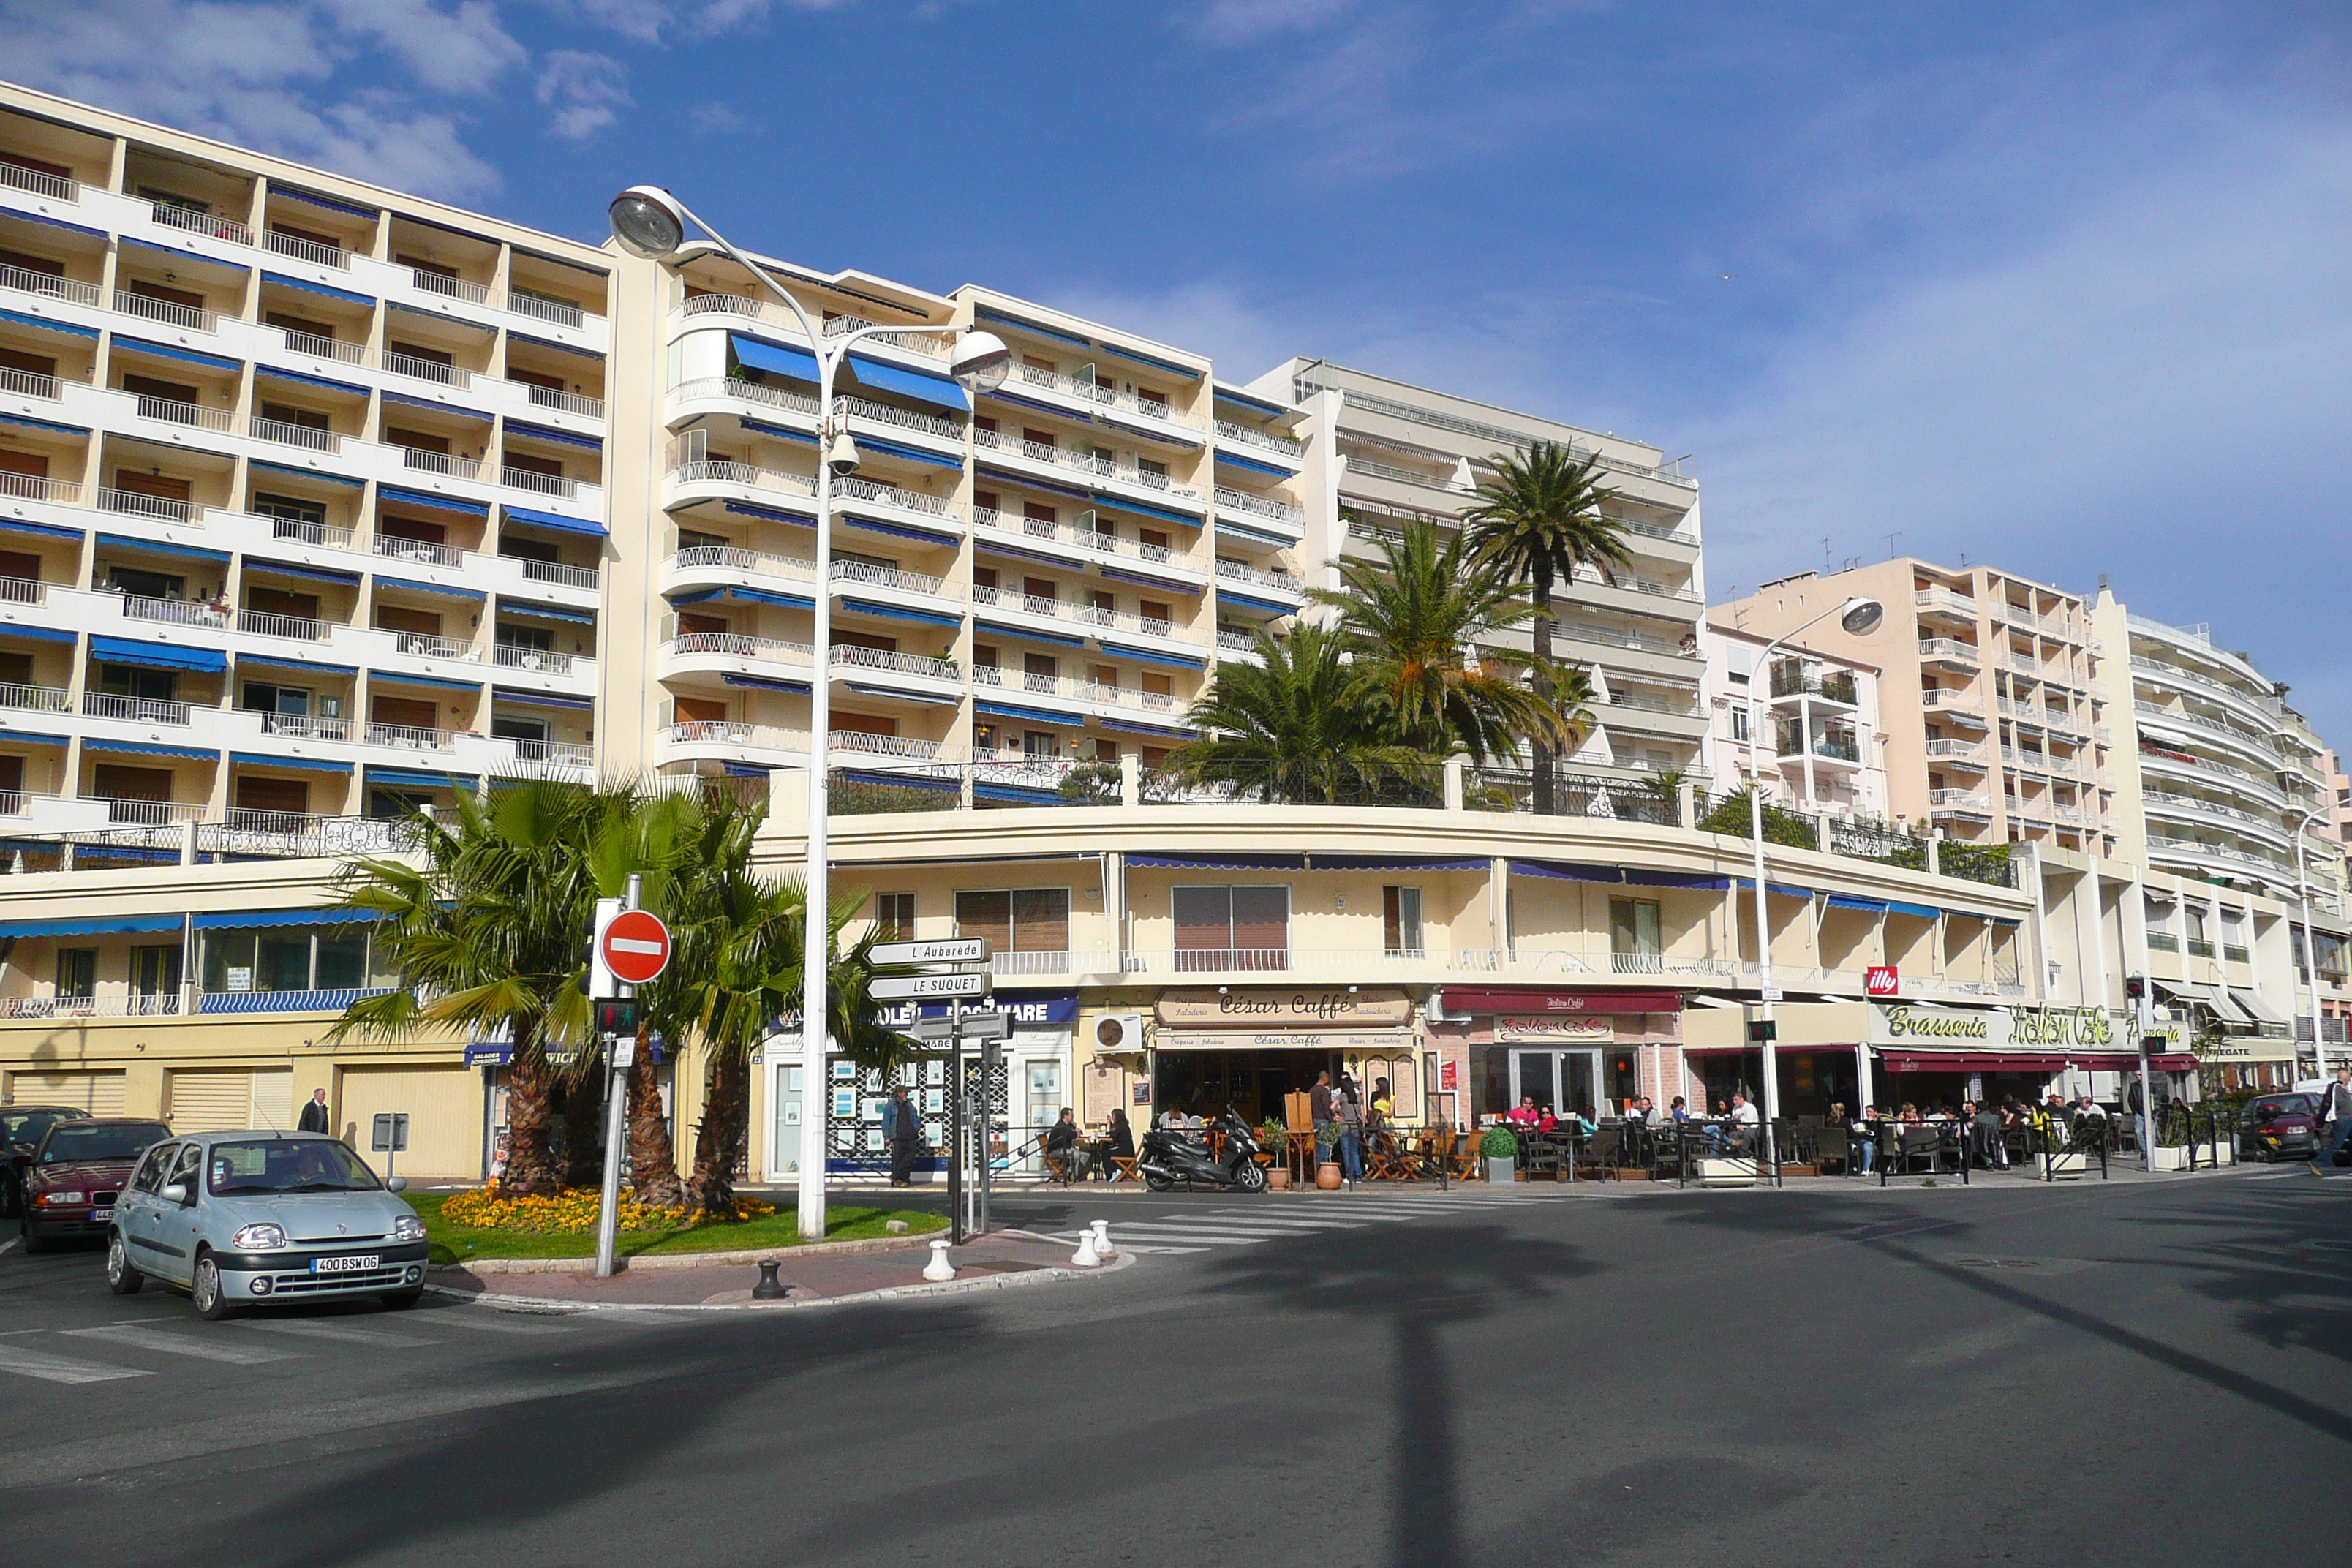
[1684,1044,1862,1058]
[1446,988,1681,1014]
[1880,1052,2073,1074]
[2038,1052,2200,1074]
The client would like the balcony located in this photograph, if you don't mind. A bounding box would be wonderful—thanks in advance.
[1006,361,1189,428]
[508,737,595,769]
[384,350,472,390]
[111,290,216,333]
[401,448,483,481]
[1214,420,1303,458]
[233,607,330,642]
[412,269,491,306]
[1924,738,1985,761]
[1213,486,1304,526]
[377,535,464,570]
[84,692,191,725]
[665,718,807,754]
[263,230,350,270]
[1,260,99,309]
[519,558,600,591]
[133,393,235,434]
[500,465,578,500]
[972,507,1201,582]
[836,475,952,518]
[668,631,814,664]
[831,559,950,598]
[364,721,455,752]
[1214,558,1306,595]
[0,680,70,713]
[975,664,1185,718]
[150,201,252,247]
[0,363,61,402]
[1928,788,1991,812]
[1917,638,1980,666]
[0,157,77,202]
[247,415,339,454]
[1769,666,1858,704]
[507,291,584,330]
[277,328,368,367]
[491,643,581,675]
[830,645,959,683]
[1913,587,1978,621]
[970,584,1200,644]
[829,729,941,760]
[519,384,604,421]
[0,471,82,506]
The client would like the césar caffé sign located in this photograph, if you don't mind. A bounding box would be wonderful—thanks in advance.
[1156,987,1415,1027]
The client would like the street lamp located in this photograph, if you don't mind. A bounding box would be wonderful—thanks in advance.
[1745,595,1882,1183]
[2290,806,2329,1081]
[610,185,1009,1240]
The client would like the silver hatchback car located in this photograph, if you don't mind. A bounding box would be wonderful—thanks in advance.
[106,1132,430,1319]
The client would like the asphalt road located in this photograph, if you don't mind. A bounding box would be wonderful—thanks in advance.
[1,1169,2345,1568]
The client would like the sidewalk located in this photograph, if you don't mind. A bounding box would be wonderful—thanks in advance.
[426,1229,1115,1310]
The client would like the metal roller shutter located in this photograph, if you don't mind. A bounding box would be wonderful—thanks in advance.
[249,1068,293,1132]
[336,1064,483,1179]
[10,1071,127,1116]
[167,1070,255,1133]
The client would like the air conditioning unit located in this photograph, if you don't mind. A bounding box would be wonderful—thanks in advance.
[1092,1012,1145,1055]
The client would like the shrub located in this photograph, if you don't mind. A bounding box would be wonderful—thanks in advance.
[1480,1128,1518,1158]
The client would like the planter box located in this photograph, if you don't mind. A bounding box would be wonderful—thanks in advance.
[1610,1168,1653,1181]
[1698,1157,1758,1187]
[2149,1145,2190,1172]
[1490,1158,1518,1185]
[1778,1164,1819,1177]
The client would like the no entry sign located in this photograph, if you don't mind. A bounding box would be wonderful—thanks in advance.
[600,909,673,985]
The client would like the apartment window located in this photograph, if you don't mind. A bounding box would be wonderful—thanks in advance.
[973,643,999,671]
[973,567,999,592]
[954,889,1069,957]
[200,924,382,995]
[252,492,326,532]
[1022,427,1056,449]
[1172,885,1289,971]
[1092,739,1120,762]
[131,945,181,1002]
[55,948,96,1001]
[1610,899,1662,975]
[1383,886,1424,957]
[1139,599,1171,627]
[1022,355,1056,374]
[1022,730,1059,759]
[1137,456,1168,478]
[1137,388,1169,412]
[1728,706,1749,742]
[874,892,916,943]
[1024,577,1057,606]
[1022,501,1056,531]
[1140,529,1169,554]
[1142,672,1173,698]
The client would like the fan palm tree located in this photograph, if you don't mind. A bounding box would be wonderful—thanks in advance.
[1460,441,1633,810]
[1313,517,1574,765]
[1166,620,1435,804]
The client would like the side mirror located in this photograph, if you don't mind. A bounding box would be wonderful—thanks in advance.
[161,1182,191,1206]
[385,1176,407,1193]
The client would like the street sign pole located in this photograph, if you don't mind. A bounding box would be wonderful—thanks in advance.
[946,1029,965,1247]
[2135,977,2157,1172]
[593,875,644,1281]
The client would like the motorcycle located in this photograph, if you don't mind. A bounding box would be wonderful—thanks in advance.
[1138,1109,1269,1193]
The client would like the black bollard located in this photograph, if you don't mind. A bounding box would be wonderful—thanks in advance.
[752,1259,785,1300]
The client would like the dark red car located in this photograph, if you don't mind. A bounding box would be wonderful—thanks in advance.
[18,1119,173,1251]
[2237,1093,2319,1162]
[2,1104,91,1218]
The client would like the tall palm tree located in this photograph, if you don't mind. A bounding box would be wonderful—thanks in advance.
[1167,621,1435,804]
[1460,441,1633,811]
[1313,517,1573,765]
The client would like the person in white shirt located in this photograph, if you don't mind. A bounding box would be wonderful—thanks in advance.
[1727,1092,1760,1154]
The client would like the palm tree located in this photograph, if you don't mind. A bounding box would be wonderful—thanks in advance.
[1313,516,1574,765]
[1166,621,1435,804]
[1460,441,1633,811]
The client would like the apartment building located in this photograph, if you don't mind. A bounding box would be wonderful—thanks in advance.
[1700,620,1887,821]
[1251,360,1709,786]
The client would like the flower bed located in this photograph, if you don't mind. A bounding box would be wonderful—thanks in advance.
[442,1185,779,1234]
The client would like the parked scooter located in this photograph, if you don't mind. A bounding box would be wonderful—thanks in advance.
[1138,1109,1268,1193]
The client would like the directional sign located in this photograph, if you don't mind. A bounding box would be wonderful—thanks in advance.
[911,1009,1011,1044]
[600,909,673,985]
[871,972,991,1002]
[870,937,990,968]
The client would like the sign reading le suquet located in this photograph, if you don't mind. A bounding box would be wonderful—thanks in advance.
[1869,1002,2184,1051]
[1156,987,1416,1027]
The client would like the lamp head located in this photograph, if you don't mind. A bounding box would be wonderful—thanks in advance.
[824,429,862,478]
[1838,596,1885,636]
[950,331,1011,396]
[608,185,688,260]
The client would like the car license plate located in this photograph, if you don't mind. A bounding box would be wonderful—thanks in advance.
[311,1254,380,1275]
[91,1207,112,1221]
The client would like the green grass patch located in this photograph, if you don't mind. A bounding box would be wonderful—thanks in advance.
[407,1192,946,1266]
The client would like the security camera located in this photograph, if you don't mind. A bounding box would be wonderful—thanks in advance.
[824,430,861,478]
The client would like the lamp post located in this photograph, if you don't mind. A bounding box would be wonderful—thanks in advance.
[2291,806,2329,1082]
[610,186,1010,1240]
[1744,596,1882,1183]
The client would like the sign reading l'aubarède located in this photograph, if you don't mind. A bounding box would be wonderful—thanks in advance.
[1156,987,1416,1028]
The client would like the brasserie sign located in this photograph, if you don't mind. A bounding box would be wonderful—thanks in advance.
[1869,1002,2139,1050]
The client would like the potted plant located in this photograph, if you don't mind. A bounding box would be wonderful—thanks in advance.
[1482,1128,1518,1186]
[1260,1119,1289,1188]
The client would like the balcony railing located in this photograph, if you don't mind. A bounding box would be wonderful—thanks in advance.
[669,459,815,496]
[83,693,192,725]
[1214,419,1303,457]
[412,269,490,305]
[666,719,808,752]
[248,415,339,453]
[121,595,230,630]
[263,230,350,269]
[829,644,959,682]
[505,291,584,329]
[0,158,76,201]
[235,607,330,641]
[1918,638,1980,663]
[492,643,577,674]
[819,313,952,356]
[0,364,59,400]
[377,535,465,569]
[1214,486,1305,524]
[1923,738,1983,759]
[509,737,595,767]
[0,681,69,712]
[1215,558,1305,593]
[831,559,946,597]
[112,290,216,333]
[521,384,604,420]
[382,350,471,388]
[389,630,472,660]
[829,729,941,759]
[499,466,578,498]
[1928,789,1990,810]
[402,448,483,480]
[0,261,99,307]
[151,202,252,246]
[669,632,813,663]
[836,475,950,516]
[0,472,82,505]
[279,328,368,366]
[519,558,600,590]
[267,515,355,550]
[971,508,1194,573]
[252,712,350,742]
[1551,623,1695,658]
[365,721,455,751]
[0,574,43,607]
[134,394,235,433]
[672,545,813,580]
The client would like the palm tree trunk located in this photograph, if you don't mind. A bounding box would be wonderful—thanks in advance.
[626,1023,683,1207]
[685,1050,749,1221]
[560,1068,603,1188]
[1531,564,1556,814]
[500,1052,561,1194]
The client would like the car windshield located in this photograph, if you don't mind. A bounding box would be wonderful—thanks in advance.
[207,1139,382,1195]
[3,1109,82,1147]
[39,1124,170,1164]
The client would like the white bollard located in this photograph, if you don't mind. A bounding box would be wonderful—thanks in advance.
[922,1237,956,1282]
[1090,1218,1115,1259]
[1070,1227,1101,1268]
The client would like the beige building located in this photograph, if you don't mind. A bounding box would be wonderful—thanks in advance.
[1700,619,1888,822]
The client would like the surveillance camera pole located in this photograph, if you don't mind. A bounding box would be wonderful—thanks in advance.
[592,874,640,1280]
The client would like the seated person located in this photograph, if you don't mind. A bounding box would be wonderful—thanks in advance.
[1536,1104,1560,1134]
[1044,1107,1084,1180]
[1104,1108,1136,1177]
[1668,1096,1691,1125]
[1723,1093,1760,1154]
[1506,1095,1543,1128]
[1566,1104,1599,1136]
[1853,1106,1882,1172]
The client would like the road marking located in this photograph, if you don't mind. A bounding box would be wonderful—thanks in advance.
[0,1341,154,1384]
[1082,1227,1283,1246]
[0,1236,18,1259]
[232,1318,442,1347]
[59,1326,302,1365]
[412,1308,578,1335]
[1164,1213,1373,1229]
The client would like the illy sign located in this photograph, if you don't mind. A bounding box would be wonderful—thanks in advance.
[1865,966,1900,998]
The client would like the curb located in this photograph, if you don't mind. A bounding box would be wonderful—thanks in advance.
[423,1245,1137,1313]
[431,1226,946,1276]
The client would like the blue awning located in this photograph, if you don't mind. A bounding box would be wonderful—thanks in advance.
[501,502,606,539]
[845,353,968,412]
[121,236,246,273]
[973,782,1063,805]
[976,699,1084,726]
[381,389,491,421]
[975,617,1083,649]
[498,596,596,624]
[1732,879,1817,900]
[722,763,770,778]
[1215,450,1293,478]
[0,517,81,546]
[740,418,817,447]
[839,766,956,794]
[1825,894,1889,913]
[1093,491,1203,527]
[666,584,813,610]
[0,625,76,644]
[97,534,232,565]
[379,486,488,519]
[0,730,69,745]
[274,186,378,220]
[842,514,959,547]
[1514,859,1731,891]
[1102,414,1201,448]
[374,576,484,601]
[509,332,604,362]
[91,636,226,674]
[113,336,241,373]
[244,557,360,587]
[723,673,808,693]
[1308,854,1490,872]
[728,333,819,382]
[252,460,364,490]
[1216,518,1297,546]
[1217,591,1297,617]
[989,388,1088,422]
[1101,563,1199,592]
[723,500,815,526]
[366,766,476,788]
[975,306,1092,350]
[1886,901,1941,920]
[838,598,960,627]
[0,409,86,437]
[82,737,218,761]
[982,464,1093,502]
[1096,640,1205,670]
[263,271,373,307]
[0,306,97,341]
[494,686,594,710]
[973,539,1076,570]
[230,752,353,774]
[505,420,602,453]
[1095,717,1196,739]
[856,434,962,470]
[0,206,108,238]
[190,905,377,930]
[1128,852,1305,870]
[368,671,483,693]
[1214,383,1288,418]
[1100,343,1200,379]
[0,913,184,938]
[235,652,356,676]
[845,682,960,706]
[254,363,368,398]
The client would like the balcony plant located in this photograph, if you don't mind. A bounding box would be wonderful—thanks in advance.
[1697,786,1817,848]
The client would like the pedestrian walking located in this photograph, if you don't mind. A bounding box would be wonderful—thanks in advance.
[1334,1074,1365,1190]
[298,1088,331,1134]
[2313,1066,2352,1175]
[884,1086,919,1188]
[1310,1068,1336,1165]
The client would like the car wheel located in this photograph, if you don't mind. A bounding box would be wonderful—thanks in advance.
[20,1209,46,1254]
[190,1251,237,1321]
[380,1287,423,1310]
[105,1231,143,1294]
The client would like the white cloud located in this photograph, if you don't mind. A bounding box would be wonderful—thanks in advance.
[687,99,751,134]
[328,0,528,94]
[1190,0,1359,46]
[535,48,631,139]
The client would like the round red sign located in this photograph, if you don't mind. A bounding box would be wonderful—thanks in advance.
[600,909,673,984]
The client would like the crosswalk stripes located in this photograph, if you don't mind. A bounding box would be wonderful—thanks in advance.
[60,1324,301,1365]
[233,1317,443,1348]
[412,1308,582,1335]
[1049,1191,1555,1256]
[0,1341,155,1385]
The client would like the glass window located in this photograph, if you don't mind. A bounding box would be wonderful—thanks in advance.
[131,1142,177,1194]
[207,1138,381,1194]
[316,926,369,989]
[874,892,915,942]
[1610,899,1662,957]
[54,947,97,1000]
[257,931,312,992]
[954,889,1067,952]
[1172,885,1287,970]
[40,1121,170,1164]
[1384,886,1423,957]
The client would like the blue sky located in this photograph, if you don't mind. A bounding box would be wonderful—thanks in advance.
[7,0,2349,739]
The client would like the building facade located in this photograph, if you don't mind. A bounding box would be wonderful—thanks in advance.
[1700,619,1888,822]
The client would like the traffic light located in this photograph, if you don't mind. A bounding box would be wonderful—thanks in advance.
[2124,975,2146,1002]
[593,997,641,1038]
[1747,1018,1778,1042]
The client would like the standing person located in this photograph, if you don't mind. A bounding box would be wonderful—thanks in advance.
[297,1088,331,1134]
[1310,1069,1336,1166]
[884,1087,919,1188]
[1334,1075,1365,1190]
[2313,1066,2352,1175]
